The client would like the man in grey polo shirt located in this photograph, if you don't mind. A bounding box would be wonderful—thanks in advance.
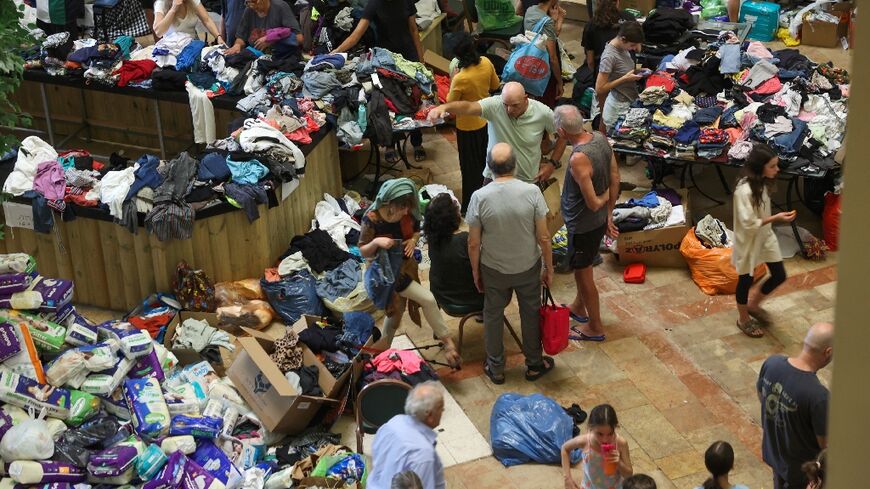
[466,142,555,385]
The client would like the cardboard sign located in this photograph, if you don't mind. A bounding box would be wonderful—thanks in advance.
[3,202,34,230]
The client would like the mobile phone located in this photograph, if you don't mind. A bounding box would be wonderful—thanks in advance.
[636,69,652,77]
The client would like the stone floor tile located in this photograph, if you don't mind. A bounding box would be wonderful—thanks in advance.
[587,379,650,412]
[619,405,692,459]
[660,401,721,434]
[655,450,708,480]
[558,347,628,385]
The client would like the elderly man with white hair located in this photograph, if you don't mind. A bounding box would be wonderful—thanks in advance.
[428,81,568,185]
[366,382,446,489]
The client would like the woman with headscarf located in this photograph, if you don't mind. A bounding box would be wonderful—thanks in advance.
[359,178,461,367]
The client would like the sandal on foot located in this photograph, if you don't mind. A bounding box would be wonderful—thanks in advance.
[525,356,555,381]
[484,363,505,385]
[384,149,400,164]
[561,304,589,323]
[737,318,764,338]
[413,146,427,161]
[570,330,606,342]
[749,307,773,325]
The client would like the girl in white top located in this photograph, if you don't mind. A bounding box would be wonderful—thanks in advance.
[153,0,225,45]
[732,143,795,338]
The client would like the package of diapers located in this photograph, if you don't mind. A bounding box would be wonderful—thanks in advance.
[0,370,70,419]
[3,311,67,353]
[99,388,132,421]
[128,349,166,382]
[67,390,101,427]
[64,309,98,347]
[87,445,140,478]
[1,322,46,383]
[0,253,37,274]
[160,436,197,455]
[169,415,223,439]
[0,273,34,296]
[165,394,202,417]
[137,444,169,481]
[0,322,22,362]
[38,303,75,326]
[124,377,171,439]
[181,458,226,489]
[27,277,74,313]
[0,290,43,310]
[46,350,89,387]
[97,322,153,359]
[143,451,187,489]
[191,441,242,489]
[8,461,86,484]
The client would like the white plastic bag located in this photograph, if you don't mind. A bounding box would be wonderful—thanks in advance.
[0,413,54,461]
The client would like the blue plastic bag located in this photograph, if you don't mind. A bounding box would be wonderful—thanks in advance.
[501,18,551,96]
[490,393,581,467]
[260,271,324,324]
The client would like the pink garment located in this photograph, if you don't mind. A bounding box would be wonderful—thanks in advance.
[372,349,423,375]
[265,27,292,43]
[286,127,312,144]
[746,42,773,59]
[33,160,65,200]
[739,111,758,130]
[749,76,782,96]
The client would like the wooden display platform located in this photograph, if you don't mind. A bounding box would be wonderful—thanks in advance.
[0,130,342,311]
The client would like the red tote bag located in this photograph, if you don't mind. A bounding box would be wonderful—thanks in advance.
[540,287,569,355]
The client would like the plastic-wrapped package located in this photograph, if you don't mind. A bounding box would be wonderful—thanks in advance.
[46,350,89,387]
[64,309,99,347]
[0,253,37,274]
[161,436,197,455]
[8,461,86,484]
[100,388,132,421]
[0,370,70,419]
[81,342,122,371]
[181,457,226,489]
[0,291,43,310]
[97,323,153,359]
[169,415,223,439]
[263,467,293,489]
[490,393,582,467]
[82,354,136,396]
[143,451,187,489]
[214,280,266,307]
[27,277,74,313]
[11,312,67,353]
[0,416,55,461]
[67,390,101,427]
[137,444,169,481]
[87,445,140,478]
[238,468,265,489]
[0,322,22,362]
[128,349,166,382]
[124,377,171,440]
[0,273,35,295]
[191,441,243,489]
[216,302,274,333]
[1,322,45,382]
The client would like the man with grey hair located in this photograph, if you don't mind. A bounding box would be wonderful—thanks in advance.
[554,104,620,341]
[467,142,555,385]
[428,82,567,185]
[366,382,446,489]
[757,322,833,489]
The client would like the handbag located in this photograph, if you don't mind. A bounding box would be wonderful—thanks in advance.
[539,287,569,355]
[501,17,552,97]
[173,261,217,312]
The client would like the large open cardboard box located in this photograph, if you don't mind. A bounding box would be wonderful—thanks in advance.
[802,2,852,48]
[163,311,235,375]
[616,188,691,268]
[227,315,358,434]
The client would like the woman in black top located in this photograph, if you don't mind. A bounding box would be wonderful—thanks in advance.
[423,194,485,312]
[581,0,635,73]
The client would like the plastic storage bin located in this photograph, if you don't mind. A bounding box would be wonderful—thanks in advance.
[739,1,781,41]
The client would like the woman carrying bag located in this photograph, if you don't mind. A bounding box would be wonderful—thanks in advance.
[523,0,566,107]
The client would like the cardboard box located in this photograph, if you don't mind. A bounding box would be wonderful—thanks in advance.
[164,312,235,376]
[620,0,655,15]
[802,2,852,47]
[227,316,353,434]
[616,188,691,268]
[541,178,563,238]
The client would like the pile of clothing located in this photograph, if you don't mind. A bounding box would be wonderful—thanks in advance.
[611,190,686,232]
[608,34,848,174]
[1,133,306,240]
[0,250,375,489]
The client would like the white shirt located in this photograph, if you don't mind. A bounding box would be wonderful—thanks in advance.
[154,0,202,37]
[731,180,782,275]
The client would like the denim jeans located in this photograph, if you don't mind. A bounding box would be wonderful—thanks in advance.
[364,247,404,309]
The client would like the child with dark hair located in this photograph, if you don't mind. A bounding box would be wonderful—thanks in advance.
[802,450,826,489]
[623,474,657,489]
[561,404,633,489]
[732,142,794,337]
[697,441,749,489]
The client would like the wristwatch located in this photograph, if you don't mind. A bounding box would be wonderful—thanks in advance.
[543,157,560,168]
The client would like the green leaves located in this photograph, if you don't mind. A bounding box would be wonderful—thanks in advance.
[0,0,35,155]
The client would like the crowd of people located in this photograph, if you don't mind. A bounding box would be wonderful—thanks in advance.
[18,0,836,487]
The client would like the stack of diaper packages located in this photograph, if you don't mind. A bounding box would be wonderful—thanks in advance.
[0,252,303,489]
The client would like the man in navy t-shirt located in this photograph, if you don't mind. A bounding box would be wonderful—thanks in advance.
[757,322,833,489]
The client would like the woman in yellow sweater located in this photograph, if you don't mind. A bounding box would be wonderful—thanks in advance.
[446,33,501,213]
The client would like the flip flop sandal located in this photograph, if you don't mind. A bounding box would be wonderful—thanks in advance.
[561,304,589,323]
[413,146,427,161]
[525,356,555,381]
[483,363,505,385]
[570,330,606,342]
[737,318,764,338]
[384,149,400,164]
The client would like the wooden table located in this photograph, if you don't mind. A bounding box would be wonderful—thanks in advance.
[419,13,447,57]
[0,128,343,311]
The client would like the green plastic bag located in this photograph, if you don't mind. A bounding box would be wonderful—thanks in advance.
[700,0,727,18]
[476,0,523,32]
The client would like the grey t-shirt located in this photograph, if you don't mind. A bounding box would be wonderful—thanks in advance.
[523,5,557,43]
[598,42,637,103]
[236,0,300,48]
[466,178,548,275]
[757,355,829,487]
[562,132,612,234]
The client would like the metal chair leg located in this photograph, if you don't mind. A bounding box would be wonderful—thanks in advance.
[503,317,523,351]
[456,313,475,355]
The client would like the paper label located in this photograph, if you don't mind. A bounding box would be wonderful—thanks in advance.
[3,203,34,230]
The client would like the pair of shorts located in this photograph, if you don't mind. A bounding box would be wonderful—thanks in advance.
[567,224,607,269]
